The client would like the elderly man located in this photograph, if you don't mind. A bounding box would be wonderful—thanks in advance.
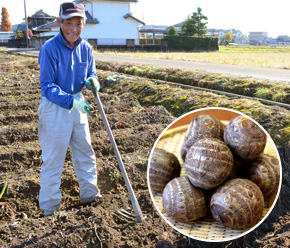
[38,2,101,217]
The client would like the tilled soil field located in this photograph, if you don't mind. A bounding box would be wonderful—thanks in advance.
[0,53,290,248]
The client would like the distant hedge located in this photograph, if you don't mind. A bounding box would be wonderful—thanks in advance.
[162,36,219,51]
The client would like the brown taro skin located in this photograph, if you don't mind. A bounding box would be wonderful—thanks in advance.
[181,115,225,161]
[149,148,181,192]
[210,178,264,229]
[246,154,280,196]
[185,138,234,190]
[224,116,267,161]
[181,142,188,161]
[163,176,208,222]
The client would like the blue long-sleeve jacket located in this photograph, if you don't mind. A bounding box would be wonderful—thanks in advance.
[38,30,97,109]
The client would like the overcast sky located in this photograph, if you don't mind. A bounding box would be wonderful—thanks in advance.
[1,0,289,38]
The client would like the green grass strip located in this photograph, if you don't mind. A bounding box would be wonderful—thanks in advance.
[0,182,7,200]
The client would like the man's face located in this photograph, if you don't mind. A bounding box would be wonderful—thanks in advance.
[57,16,84,47]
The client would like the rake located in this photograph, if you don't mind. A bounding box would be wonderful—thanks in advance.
[91,87,145,223]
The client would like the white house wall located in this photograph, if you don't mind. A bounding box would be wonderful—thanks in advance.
[40,30,58,37]
[0,32,14,42]
[81,1,140,45]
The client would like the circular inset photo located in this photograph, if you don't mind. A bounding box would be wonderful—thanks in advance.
[147,107,282,242]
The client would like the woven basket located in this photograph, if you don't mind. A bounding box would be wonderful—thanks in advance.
[151,122,279,242]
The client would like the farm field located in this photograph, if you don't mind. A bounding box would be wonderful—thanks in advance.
[99,45,290,70]
[94,60,290,105]
[0,52,290,247]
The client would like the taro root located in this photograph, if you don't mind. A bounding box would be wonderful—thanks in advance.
[181,114,225,160]
[163,177,208,222]
[223,116,267,161]
[185,138,234,190]
[180,142,188,161]
[246,154,280,196]
[210,178,264,229]
[149,148,181,192]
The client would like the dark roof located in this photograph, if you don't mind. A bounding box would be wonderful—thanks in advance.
[172,22,182,28]
[33,10,99,31]
[139,29,168,34]
[75,0,138,3]
[140,23,186,34]
[85,11,99,24]
[32,21,55,31]
[123,14,145,25]
[24,9,56,30]
[140,25,168,33]
[30,9,55,18]
[110,0,137,2]
[35,21,57,30]
[35,11,99,30]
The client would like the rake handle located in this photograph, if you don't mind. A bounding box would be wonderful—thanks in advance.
[92,88,144,223]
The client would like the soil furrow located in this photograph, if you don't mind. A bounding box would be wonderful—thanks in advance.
[91,124,168,157]
[0,88,40,97]
[0,125,38,145]
[0,101,39,112]
[0,113,37,125]
[0,142,41,170]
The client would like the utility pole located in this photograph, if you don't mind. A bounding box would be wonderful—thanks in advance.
[24,0,29,48]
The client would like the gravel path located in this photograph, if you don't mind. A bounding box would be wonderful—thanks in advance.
[94,53,290,83]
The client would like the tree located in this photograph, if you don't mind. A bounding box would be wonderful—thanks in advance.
[224,32,234,44]
[167,26,179,36]
[16,30,24,39]
[181,7,208,37]
[1,7,12,32]
[24,29,33,38]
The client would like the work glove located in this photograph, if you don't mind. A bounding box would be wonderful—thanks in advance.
[73,99,95,116]
[85,77,100,92]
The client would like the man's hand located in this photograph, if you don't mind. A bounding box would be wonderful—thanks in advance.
[73,99,95,116]
[85,77,100,91]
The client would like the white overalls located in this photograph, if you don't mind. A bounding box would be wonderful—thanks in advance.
[38,93,100,215]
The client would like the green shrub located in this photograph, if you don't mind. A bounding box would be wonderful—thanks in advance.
[162,36,219,51]
[255,88,272,99]
[272,90,287,102]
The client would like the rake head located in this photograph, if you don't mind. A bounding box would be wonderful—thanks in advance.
[112,206,146,224]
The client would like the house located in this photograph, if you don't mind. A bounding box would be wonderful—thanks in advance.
[0,31,14,44]
[277,35,290,41]
[80,0,144,46]
[231,29,243,43]
[206,29,245,44]
[139,25,169,42]
[139,23,183,37]
[16,9,56,34]
[207,29,228,43]
[38,0,144,47]
[276,35,290,46]
[139,23,186,45]
[248,32,268,45]
[28,9,56,34]
[169,23,182,34]
[206,29,225,38]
